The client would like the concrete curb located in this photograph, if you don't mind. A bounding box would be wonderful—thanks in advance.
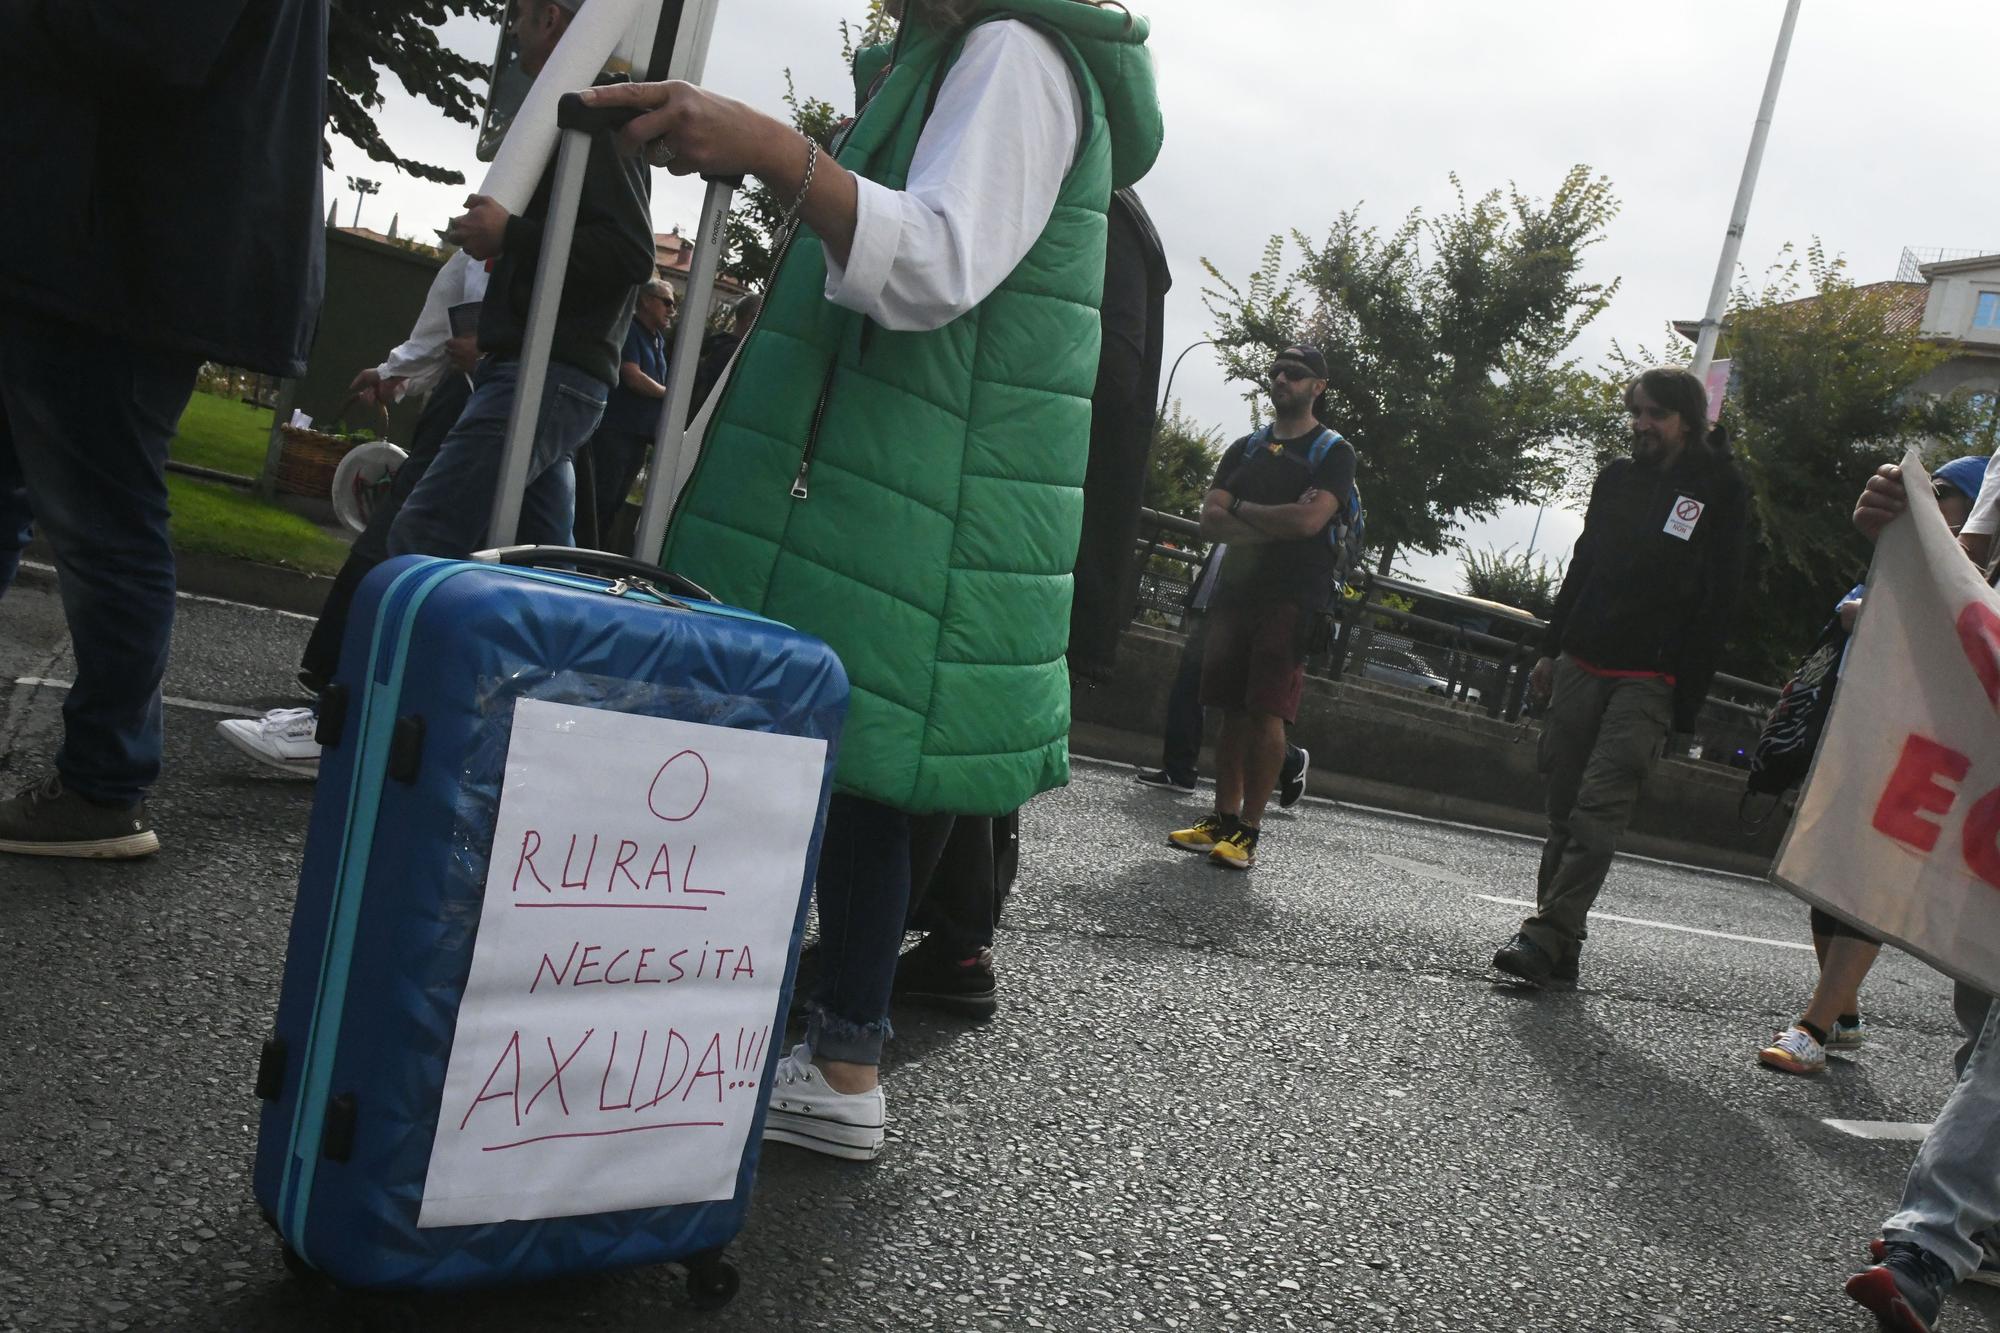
[1067,719,1776,880]
[25,540,334,616]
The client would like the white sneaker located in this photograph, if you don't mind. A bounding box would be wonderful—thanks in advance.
[1757,1025,1826,1076]
[761,1043,885,1161]
[216,708,321,779]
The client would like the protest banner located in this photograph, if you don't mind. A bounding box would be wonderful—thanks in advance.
[1775,449,2000,994]
[416,699,826,1228]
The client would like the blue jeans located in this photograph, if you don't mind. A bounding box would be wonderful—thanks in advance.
[0,304,197,802]
[806,795,914,1066]
[1883,984,2000,1280]
[387,357,607,558]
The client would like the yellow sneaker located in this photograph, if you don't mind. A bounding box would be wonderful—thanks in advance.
[1168,814,1231,852]
[1209,827,1258,871]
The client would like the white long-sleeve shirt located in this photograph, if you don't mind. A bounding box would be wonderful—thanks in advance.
[822,20,1083,332]
[1960,448,2000,540]
[373,250,491,398]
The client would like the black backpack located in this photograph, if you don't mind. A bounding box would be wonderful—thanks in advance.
[1740,614,1848,823]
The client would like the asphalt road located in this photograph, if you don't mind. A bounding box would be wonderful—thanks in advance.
[3,567,1997,1333]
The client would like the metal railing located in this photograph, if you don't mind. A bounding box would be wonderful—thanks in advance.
[1126,507,1782,758]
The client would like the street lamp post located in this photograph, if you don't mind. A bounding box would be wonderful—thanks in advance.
[1158,337,1219,422]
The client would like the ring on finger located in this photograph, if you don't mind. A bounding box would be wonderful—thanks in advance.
[646,138,677,167]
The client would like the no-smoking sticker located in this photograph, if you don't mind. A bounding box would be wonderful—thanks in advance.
[1665,495,1705,541]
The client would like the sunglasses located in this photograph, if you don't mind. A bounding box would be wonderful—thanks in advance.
[1268,365,1316,383]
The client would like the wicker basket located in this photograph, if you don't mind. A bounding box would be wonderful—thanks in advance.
[272,399,390,499]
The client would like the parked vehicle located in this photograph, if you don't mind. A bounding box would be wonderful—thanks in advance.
[1357,649,1482,705]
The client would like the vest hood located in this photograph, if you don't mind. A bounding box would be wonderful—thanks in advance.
[864,1,1163,189]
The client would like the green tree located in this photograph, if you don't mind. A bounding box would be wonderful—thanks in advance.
[1144,401,1224,519]
[326,0,505,185]
[1460,546,1562,618]
[1569,243,1972,681]
[1201,166,1621,573]
[720,74,844,290]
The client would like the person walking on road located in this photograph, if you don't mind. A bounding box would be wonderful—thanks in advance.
[1166,344,1353,871]
[1838,460,2000,1331]
[1491,367,1749,987]
[574,277,676,547]
[582,0,1163,1161]
[385,0,655,563]
[0,0,326,858]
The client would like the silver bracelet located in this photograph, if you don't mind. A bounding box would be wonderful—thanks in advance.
[775,136,818,238]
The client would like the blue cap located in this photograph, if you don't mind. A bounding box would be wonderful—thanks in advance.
[1936,455,1988,504]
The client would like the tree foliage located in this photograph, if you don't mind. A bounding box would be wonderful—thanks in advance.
[1145,401,1224,519]
[1201,166,1621,569]
[720,75,844,290]
[718,4,894,289]
[326,0,504,186]
[1459,546,1563,619]
[1567,243,1974,681]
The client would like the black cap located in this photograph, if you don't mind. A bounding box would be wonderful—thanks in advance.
[1273,344,1329,379]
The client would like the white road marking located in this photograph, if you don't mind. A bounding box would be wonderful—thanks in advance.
[11,676,263,719]
[1471,893,1814,952]
[1823,1119,1931,1142]
[1368,852,1475,886]
[18,559,317,621]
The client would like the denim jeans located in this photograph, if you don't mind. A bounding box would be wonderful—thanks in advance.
[387,357,606,559]
[806,795,914,1066]
[1883,984,2000,1279]
[0,304,197,802]
[299,371,473,686]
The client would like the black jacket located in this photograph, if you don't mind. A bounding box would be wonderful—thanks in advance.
[0,1,327,376]
[1543,449,1751,731]
[478,122,654,388]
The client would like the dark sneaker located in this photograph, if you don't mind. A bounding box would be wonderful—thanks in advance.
[1135,768,1196,792]
[893,935,997,1020]
[1847,1241,1951,1332]
[1278,747,1309,809]
[1872,1235,2000,1290]
[1492,932,1555,987]
[0,774,159,860]
[1549,951,1580,991]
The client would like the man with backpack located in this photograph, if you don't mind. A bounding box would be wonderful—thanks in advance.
[1168,344,1355,871]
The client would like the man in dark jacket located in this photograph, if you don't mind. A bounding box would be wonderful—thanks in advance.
[387,0,656,559]
[0,0,327,858]
[1492,366,1750,987]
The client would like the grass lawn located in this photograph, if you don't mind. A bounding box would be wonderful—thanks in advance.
[169,389,273,477]
[166,474,351,577]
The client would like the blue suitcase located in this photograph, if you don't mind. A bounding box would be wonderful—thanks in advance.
[252,548,847,1303]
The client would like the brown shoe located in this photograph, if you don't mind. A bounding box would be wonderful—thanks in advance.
[0,774,159,859]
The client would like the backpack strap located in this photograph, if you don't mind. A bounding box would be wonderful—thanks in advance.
[1305,427,1342,470]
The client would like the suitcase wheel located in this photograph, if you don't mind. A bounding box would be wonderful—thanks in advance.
[684,1252,739,1312]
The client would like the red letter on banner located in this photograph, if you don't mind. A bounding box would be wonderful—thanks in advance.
[1958,603,2000,709]
[1963,787,2000,890]
[1872,735,1971,853]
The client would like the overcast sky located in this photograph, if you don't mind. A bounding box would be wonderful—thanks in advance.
[324,0,2000,589]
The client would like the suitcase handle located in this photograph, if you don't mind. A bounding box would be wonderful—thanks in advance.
[473,545,717,602]
[554,92,745,187]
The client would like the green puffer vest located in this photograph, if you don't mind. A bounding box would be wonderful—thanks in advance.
[661,1,1162,815]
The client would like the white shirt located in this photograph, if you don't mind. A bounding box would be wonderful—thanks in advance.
[1959,448,2000,539]
[374,251,492,398]
[823,21,1084,332]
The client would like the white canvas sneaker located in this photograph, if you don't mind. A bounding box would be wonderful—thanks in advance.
[216,708,322,779]
[761,1044,886,1161]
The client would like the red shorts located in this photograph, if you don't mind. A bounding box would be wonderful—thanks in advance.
[1200,599,1307,722]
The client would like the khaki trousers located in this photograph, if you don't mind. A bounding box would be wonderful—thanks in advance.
[1520,656,1673,959]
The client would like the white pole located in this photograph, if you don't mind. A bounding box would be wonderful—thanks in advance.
[1691,0,1802,383]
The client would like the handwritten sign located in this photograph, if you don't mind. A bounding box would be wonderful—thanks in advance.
[1775,450,2000,994]
[417,699,826,1228]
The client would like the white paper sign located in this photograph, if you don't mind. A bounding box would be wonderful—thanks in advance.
[1664,495,1704,541]
[1774,449,2000,994]
[417,699,826,1229]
